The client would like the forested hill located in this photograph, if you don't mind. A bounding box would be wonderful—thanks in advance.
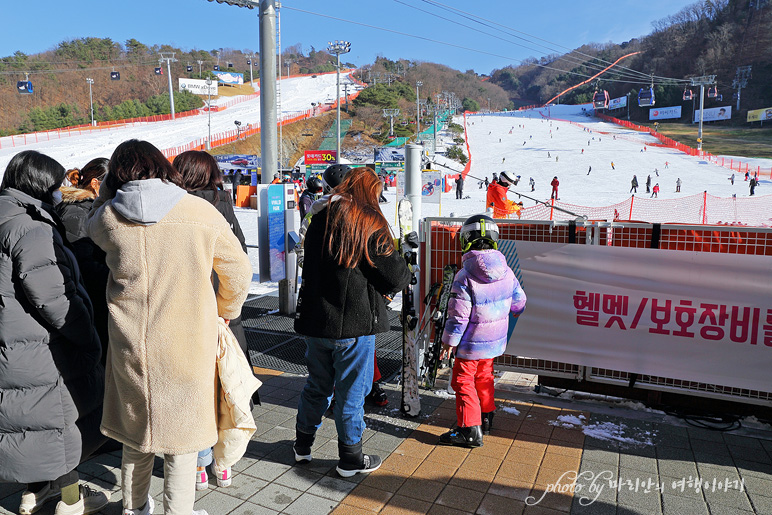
[488,0,771,122]
[0,39,345,135]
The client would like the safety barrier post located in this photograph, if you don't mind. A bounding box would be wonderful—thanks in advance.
[629,195,635,220]
[703,191,708,224]
[549,198,554,221]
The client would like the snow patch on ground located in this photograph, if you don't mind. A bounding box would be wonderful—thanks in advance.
[501,406,521,416]
[549,414,656,446]
[432,389,455,399]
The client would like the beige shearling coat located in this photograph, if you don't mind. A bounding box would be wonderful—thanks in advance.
[87,181,252,455]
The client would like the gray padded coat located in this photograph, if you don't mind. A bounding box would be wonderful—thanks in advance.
[0,188,103,483]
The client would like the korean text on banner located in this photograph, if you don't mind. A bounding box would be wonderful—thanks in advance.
[649,106,682,120]
[304,150,337,165]
[747,107,772,123]
[499,241,772,393]
[214,71,244,85]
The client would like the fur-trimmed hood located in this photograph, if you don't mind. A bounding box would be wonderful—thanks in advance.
[59,186,97,204]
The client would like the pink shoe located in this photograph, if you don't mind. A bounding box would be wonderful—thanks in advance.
[195,466,209,491]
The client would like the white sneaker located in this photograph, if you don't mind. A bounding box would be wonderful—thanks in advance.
[195,466,209,491]
[54,485,109,515]
[192,511,208,515]
[123,495,154,515]
[210,465,232,488]
[19,482,61,514]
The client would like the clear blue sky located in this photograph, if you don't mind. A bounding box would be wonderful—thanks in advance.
[3,0,697,74]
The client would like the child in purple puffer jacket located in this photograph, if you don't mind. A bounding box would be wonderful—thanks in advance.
[439,214,526,448]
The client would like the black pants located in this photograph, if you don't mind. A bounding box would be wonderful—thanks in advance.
[456,189,463,199]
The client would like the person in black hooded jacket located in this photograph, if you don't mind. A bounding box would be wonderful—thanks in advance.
[0,150,108,515]
[55,158,110,364]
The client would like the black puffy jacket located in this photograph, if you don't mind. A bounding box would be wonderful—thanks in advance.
[294,203,411,339]
[0,188,104,483]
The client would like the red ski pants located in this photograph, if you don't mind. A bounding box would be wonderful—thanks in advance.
[451,357,495,427]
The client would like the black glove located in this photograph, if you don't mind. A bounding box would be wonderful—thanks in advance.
[403,231,419,249]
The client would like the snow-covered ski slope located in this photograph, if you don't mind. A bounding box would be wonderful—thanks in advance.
[375,104,771,226]
[0,72,357,173]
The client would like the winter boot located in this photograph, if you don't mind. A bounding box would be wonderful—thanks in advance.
[365,382,389,407]
[439,425,484,448]
[481,412,495,435]
[336,441,382,478]
[294,429,316,463]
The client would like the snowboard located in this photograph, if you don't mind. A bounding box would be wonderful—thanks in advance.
[423,264,458,389]
[398,198,421,417]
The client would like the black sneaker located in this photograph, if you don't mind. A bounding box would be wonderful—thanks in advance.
[336,454,382,478]
[439,426,484,448]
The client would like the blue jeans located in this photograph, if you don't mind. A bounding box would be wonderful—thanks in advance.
[296,335,375,445]
[197,448,212,467]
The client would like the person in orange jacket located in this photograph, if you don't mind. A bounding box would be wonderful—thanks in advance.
[486,172,520,218]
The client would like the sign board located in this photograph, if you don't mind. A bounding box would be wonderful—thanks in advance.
[374,147,405,162]
[421,171,442,205]
[266,184,286,282]
[179,78,218,96]
[305,163,327,180]
[304,150,337,165]
[214,154,260,171]
[500,241,772,393]
[747,107,772,123]
[608,96,627,110]
[649,106,682,120]
[693,106,732,122]
[213,71,244,85]
[374,162,403,177]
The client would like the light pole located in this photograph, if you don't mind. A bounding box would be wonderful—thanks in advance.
[197,60,203,78]
[415,80,422,136]
[487,97,491,112]
[205,76,213,150]
[327,39,351,163]
[86,78,95,126]
[246,54,255,85]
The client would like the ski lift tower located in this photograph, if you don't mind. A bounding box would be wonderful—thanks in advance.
[690,75,717,154]
[159,53,178,119]
[383,109,400,137]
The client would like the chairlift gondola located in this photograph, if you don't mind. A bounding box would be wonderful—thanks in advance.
[592,90,609,109]
[186,65,193,72]
[638,87,655,107]
[716,94,723,101]
[682,88,693,101]
[213,65,220,71]
[227,62,233,68]
[16,81,33,94]
[110,71,120,81]
[246,60,251,65]
[707,86,718,98]
[154,67,163,75]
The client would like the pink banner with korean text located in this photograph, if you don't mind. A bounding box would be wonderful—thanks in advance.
[502,241,772,393]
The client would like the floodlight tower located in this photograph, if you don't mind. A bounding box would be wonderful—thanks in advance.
[383,109,400,137]
[327,40,351,162]
[690,75,717,153]
[415,80,423,136]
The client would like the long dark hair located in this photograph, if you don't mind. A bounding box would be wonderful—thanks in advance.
[325,167,393,268]
[69,158,109,193]
[1,150,65,203]
[104,139,182,193]
[173,151,223,205]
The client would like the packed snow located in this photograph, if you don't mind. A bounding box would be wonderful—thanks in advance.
[501,406,521,416]
[548,414,657,446]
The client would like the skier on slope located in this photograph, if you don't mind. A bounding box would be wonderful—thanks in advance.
[550,176,559,200]
[646,175,652,194]
[438,215,526,448]
[630,175,638,193]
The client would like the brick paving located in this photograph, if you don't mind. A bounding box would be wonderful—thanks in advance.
[2,366,772,515]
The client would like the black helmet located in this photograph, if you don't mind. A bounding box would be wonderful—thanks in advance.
[322,164,351,191]
[459,214,499,252]
[306,176,323,193]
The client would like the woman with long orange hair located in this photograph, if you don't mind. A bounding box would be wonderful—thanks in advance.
[293,167,411,478]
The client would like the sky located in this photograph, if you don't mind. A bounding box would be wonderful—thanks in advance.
[3,0,700,75]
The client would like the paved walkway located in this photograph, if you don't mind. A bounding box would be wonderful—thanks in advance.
[2,366,771,515]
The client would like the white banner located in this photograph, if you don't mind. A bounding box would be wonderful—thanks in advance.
[608,96,627,110]
[693,106,732,122]
[649,106,682,120]
[500,241,772,392]
[179,78,218,96]
[421,171,442,204]
[213,71,244,85]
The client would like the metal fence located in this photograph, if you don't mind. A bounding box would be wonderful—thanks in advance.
[420,217,772,407]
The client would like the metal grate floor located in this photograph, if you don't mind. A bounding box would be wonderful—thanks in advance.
[243,296,404,380]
